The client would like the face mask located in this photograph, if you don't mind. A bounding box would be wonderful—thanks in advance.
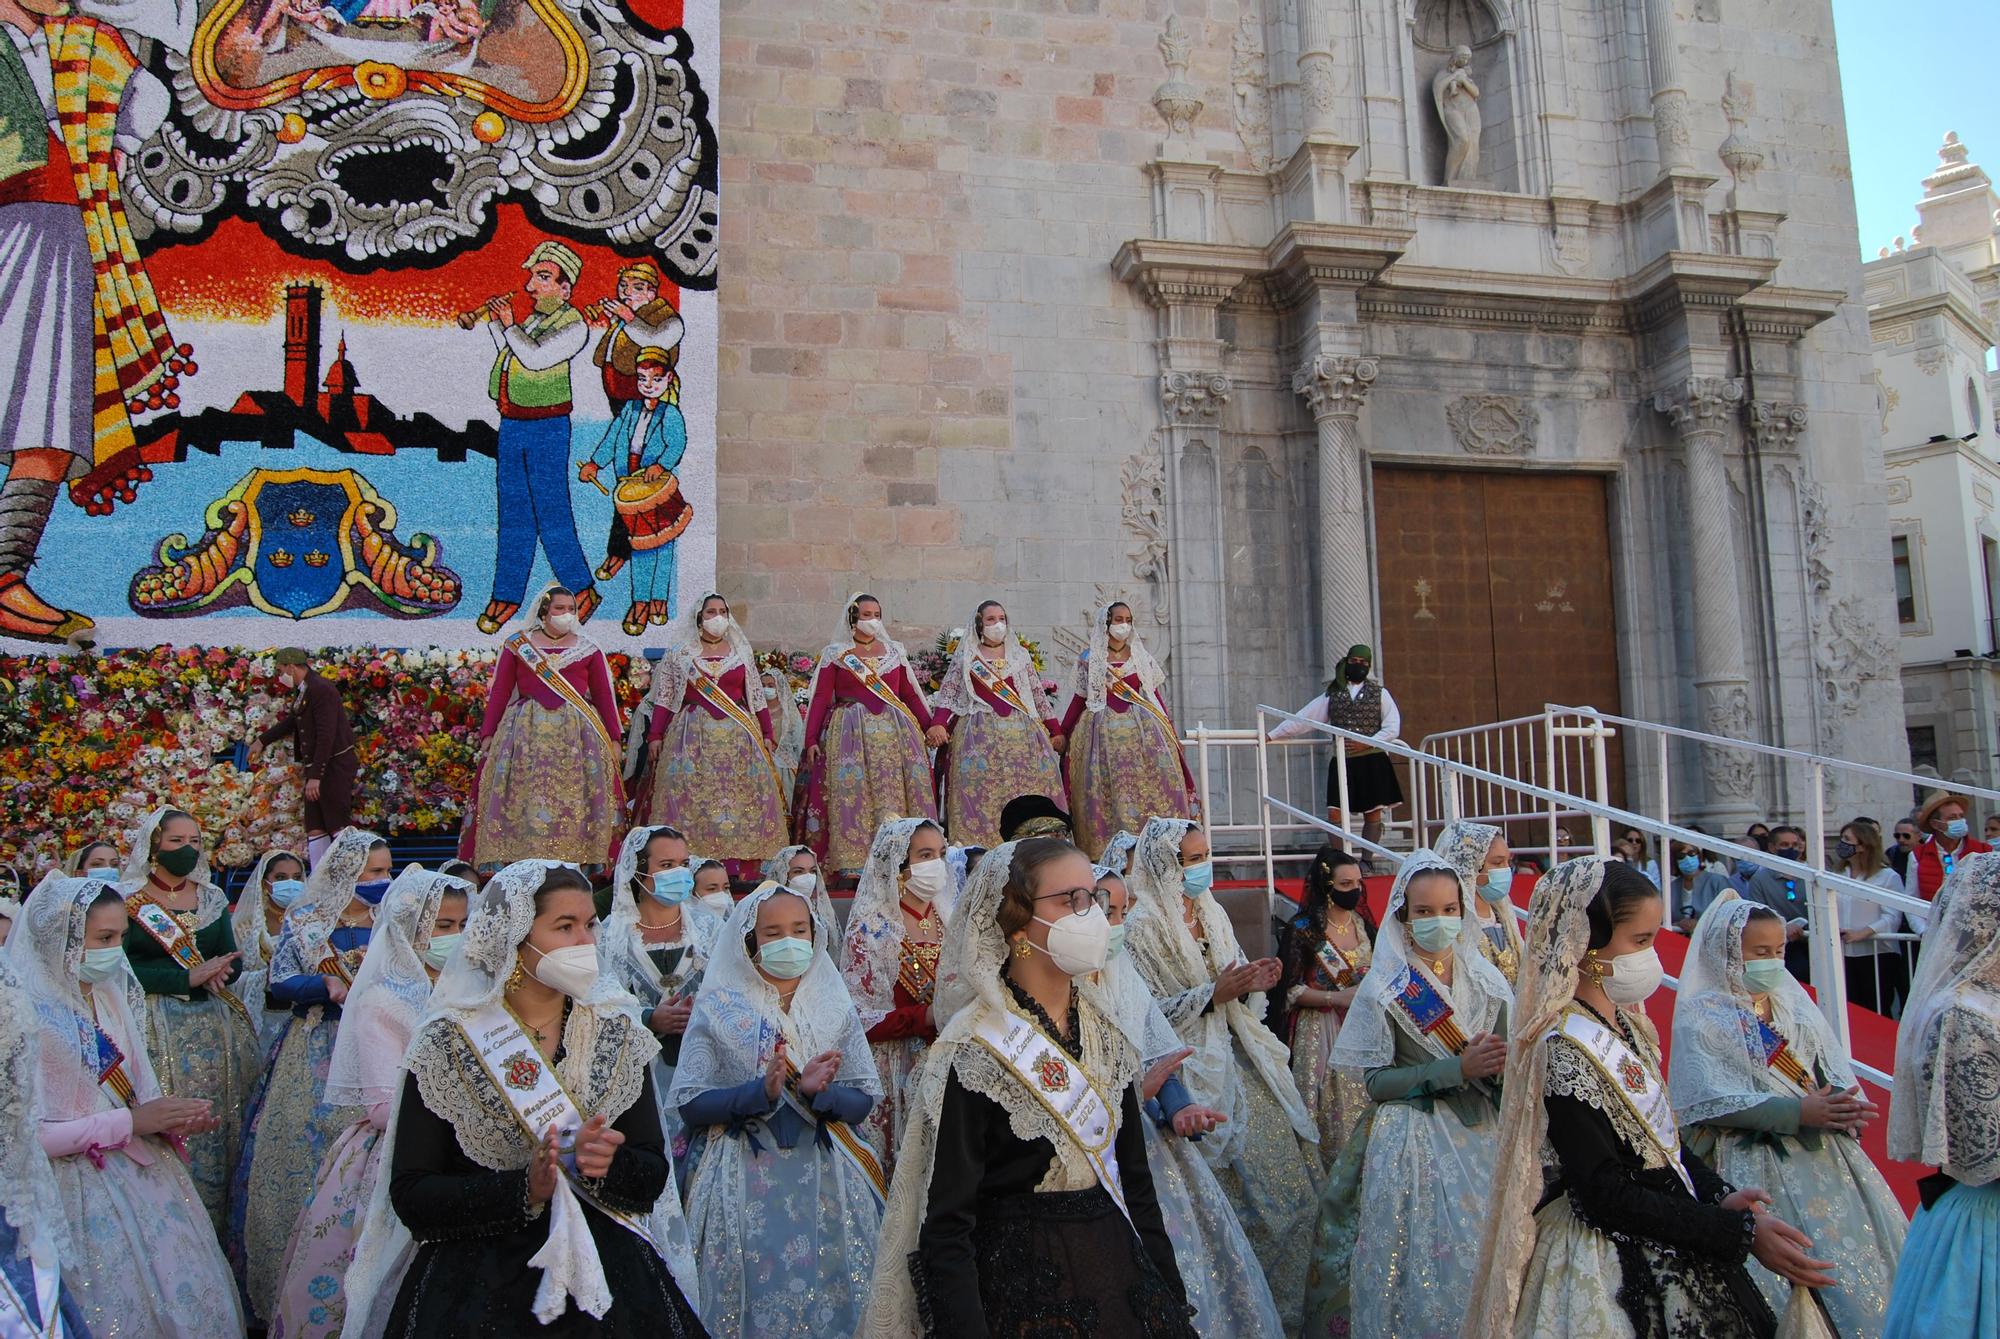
[84,866,119,882]
[353,878,391,906]
[1329,883,1363,911]
[1599,947,1664,1005]
[527,943,600,999]
[1676,855,1700,877]
[854,617,885,640]
[156,845,200,879]
[1181,862,1214,899]
[1031,905,1110,977]
[543,612,578,636]
[757,936,814,980]
[423,933,461,971]
[1944,818,1970,841]
[649,868,693,905]
[1478,868,1513,903]
[1408,916,1461,954]
[1736,860,1759,880]
[903,858,949,902]
[269,878,305,907]
[1742,957,1790,994]
[981,620,1008,645]
[1344,661,1369,683]
[1833,840,1856,863]
[78,946,126,984]
[1106,620,1133,642]
[699,890,735,914]
[786,873,819,899]
[1106,923,1128,959]
[700,615,730,638]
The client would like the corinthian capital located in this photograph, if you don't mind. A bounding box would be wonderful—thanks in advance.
[1293,355,1379,419]
[1160,370,1232,422]
[1746,399,1808,452]
[1654,376,1745,436]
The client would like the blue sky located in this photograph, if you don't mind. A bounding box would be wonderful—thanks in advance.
[1835,0,1999,259]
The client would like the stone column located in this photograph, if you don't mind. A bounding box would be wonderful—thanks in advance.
[1656,376,1758,807]
[1293,354,1378,670]
[1296,3,1340,139]
[1157,369,1233,729]
[1640,0,1694,173]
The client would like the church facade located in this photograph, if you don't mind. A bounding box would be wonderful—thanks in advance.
[715,0,1908,825]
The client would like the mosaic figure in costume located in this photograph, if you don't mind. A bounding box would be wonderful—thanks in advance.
[793,592,937,873]
[269,866,470,1339]
[928,599,1066,849]
[838,817,951,1176]
[229,827,386,1327]
[0,950,92,1335]
[1057,601,1197,859]
[474,239,601,635]
[1274,846,1374,1172]
[12,874,244,1338]
[1124,818,1318,1331]
[1435,818,1525,984]
[581,348,688,634]
[672,882,884,1335]
[462,584,625,870]
[1672,893,1906,1336]
[588,257,684,409]
[232,848,307,1054]
[338,861,704,1338]
[115,806,260,1233]
[636,594,787,876]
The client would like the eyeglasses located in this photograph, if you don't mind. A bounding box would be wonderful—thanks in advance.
[1035,887,1110,916]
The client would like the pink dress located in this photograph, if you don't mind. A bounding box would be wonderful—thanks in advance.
[792,656,936,871]
[638,658,789,862]
[934,667,1065,848]
[1059,660,1197,859]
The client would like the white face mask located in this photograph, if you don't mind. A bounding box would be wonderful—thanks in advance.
[980,620,1008,645]
[700,615,730,639]
[786,872,819,899]
[903,857,949,903]
[525,942,599,999]
[854,617,886,640]
[1599,946,1664,1005]
[699,890,736,914]
[1106,621,1133,642]
[543,612,578,637]
[1032,905,1111,977]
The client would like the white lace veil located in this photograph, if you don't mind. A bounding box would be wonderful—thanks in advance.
[1887,851,2000,1181]
[233,848,304,976]
[1669,892,1858,1128]
[667,882,879,1109]
[641,591,754,723]
[840,818,946,1030]
[1074,600,1165,713]
[271,827,383,982]
[1331,850,1509,1072]
[325,865,471,1111]
[1090,861,1183,1064]
[805,591,924,719]
[1464,857,1614,1339]
[601,827,725,1001]
[117,805,215,889]
[759,844,839,931]
[930,601,1051,721]
[0,950,73,1270]
[762,668,806,783]
[1098,830,1139,876]
[1433,819,1523,954]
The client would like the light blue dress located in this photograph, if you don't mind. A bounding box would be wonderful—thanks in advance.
[1885,1180,2000,1339]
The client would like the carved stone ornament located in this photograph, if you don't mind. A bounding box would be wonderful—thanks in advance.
[1446,395,1538,455]
[1293,355,1379,418]
[1161,371,1233,422]
[1120,443,1171,627]
[1230,10,1275,172]
[1746,400,1807,453]
[1699,683,1758,799]
[1914,346,1949,376]
[1654,91,1693,154]
[1717,73,1765,189]
[1654,376,1746,435]
[1152,15,1205,152]
[1798,478,1832,598]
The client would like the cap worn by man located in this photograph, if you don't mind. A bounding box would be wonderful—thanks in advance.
[273,647,309,668]
[524,240,583,286]
[1000,794,1073,842]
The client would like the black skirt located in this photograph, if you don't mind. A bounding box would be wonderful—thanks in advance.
[1327,749,1403,812]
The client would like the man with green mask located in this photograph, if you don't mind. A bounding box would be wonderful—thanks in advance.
[1273,644,1405,866]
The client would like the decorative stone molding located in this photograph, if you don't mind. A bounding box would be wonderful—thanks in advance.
[1654,91,1693,162]
[1152,16,1204,157]
[1547,194,1592,276]
[1746,399,1807,453]
[1699,682,1758,799]
[1296,4,1341,138]
[1717,73,1765,190]
[1798,478,1833,599]
[1160,370,1233,422]
[1445,394,1538,456]
[1654,376,1745,435]
[1884,475,1912,504]
[1293,355,1378,419]
[1120,443,1170,627]
[1915,346,1949,375]
[1229,10,1274,172]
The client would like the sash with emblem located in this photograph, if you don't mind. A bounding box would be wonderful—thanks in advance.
[1552,1008,1694,1194]
[896,938,940,1006]
[124,891,254,1028]
[688,665,788,797]
[967,654,1033,717]
[1391,963,1469,1053]
[1106,669,1174,735]
[1743,1010,1814,1091]
[1311,938,1362,992]
[87,1014,137,1106]
[837,651,927,735]
[505,632,619,756]
[971,1006,1130,1225]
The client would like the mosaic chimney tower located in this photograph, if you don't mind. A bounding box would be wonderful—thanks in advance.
[283,282,323,407]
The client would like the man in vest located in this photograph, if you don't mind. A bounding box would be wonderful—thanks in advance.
[249,648,358,867]
[590,258,683,410]
[1272,643,1404,866]
[475,239,600,635]
[1902,789,1990,933]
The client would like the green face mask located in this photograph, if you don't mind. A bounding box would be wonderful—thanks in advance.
[1741,958,1790,995]
[1408,915,1462,954]
[156,845,200,879]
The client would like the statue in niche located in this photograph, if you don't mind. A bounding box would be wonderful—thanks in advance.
[1433,45,1481,184]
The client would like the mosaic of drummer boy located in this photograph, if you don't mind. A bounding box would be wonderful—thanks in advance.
[578,349,691,636]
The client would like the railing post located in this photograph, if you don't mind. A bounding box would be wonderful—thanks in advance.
[1256,712,1276,921]
[1196,724,1214,837]
[1804,761,1850,1051]
[1589,719,1612,857]
[1656,732,1672,856]
[1334,731,1352,850]
[1544,709,1560,864]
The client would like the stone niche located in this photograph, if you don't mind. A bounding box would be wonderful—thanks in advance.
[1411,0,1518,193]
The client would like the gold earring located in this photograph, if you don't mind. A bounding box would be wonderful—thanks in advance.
[1011,937,1033,959]
[506,956,527,992]
[1579,952,1608,981]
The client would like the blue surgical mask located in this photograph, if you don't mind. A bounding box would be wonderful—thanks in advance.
[1409,916,1461,954]
[1181,862,1213,899]
[1676,854,1701,877]
[1478,868,1512,903]
[84,866,119,882]
[1742,958,1790,994]
[423,933,461,971]
[1945,818,1970,841]
[269,878,305,908]
[757,937,814,980]
[1736,860,1759,880]
[78,946,126,984]
[1106,923,1128,959]
[650,868,694,904]
[353,879,391,906]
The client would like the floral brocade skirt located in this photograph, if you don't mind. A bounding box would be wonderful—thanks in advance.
[1067,705,1193,860]
[470,697,623,869]
[1203,1045,1320,1334]
[941,709,1064,848]
[863,1034,929,1185]
[143,990,261,1234]
[802,701,935,872]
[647,706,789,861]
[1289,1005,1370,1175]
[1144,1120,1284,1338]
[269,1116,383,1339]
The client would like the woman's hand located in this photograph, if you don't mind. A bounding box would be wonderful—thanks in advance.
[797,1048,842,1098]
[1325,986,1356,1011]
[1211,962,1260,1006]
[1460,1032,1507,1081]
[188,953,238,989]
[573,1114,624,1179]
[1749,1211,1837,1289]
[763,1039,788,1103]
[1052,734,1068,755]
[923,725,948,748]
[526,1125,560,1203]
[323,975,349,1005]
[1171,1105,1226,1138]
[1799,1084,1876,1134]
[805,744,822,766]
[649,997,692,1036]
[1140,1046,1193,1102]
[132,1097,213,1137]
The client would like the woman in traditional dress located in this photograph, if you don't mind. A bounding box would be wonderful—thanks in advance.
[1883,852,2000,1339]
[762,666,806,799]
[927,599,1065,847]
[763,843,841,928]
[861,836,1193,1338]
[1299,851,1509,1339]
[1275,845,1374,1170]
[12,875,245,1338]
[1057,602,1196,858]
[1434,818,1524,984]
[270,866,471,1339]
[639,594,789,881]
[1096,861,1282,1339]
[115,806,262,1232]
[462,584,626,870]
[231,827,389,1326]
[339,861,704,1338]
[840,817,952,1174]
[692,859,734,915]
[0,953,92,1335]
[1672,893,1906,1335]
[64,840,120,877]
[1124,818,1318,1329]
[235,848,308,1054]
[1462,858,1834,1339]
[793,592,936,873]
[672,881,884,1334]
[599,826,726,1153]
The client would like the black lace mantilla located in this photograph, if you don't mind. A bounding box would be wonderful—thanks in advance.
[1003,972,1083,1061]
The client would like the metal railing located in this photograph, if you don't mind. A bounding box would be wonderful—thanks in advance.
[1179,725,1414,878]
